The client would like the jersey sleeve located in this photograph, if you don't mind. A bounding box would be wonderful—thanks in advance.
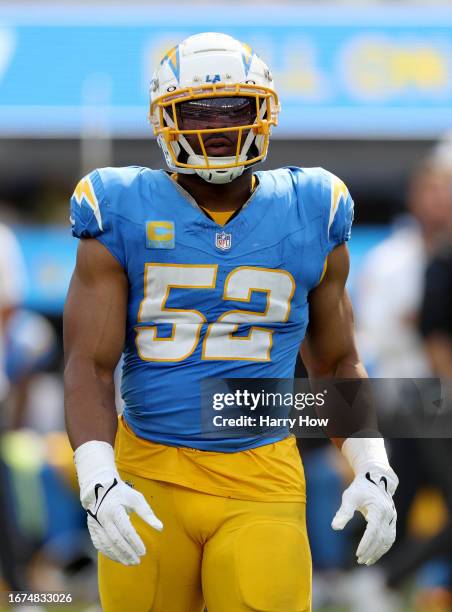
[70,169,125,267]
[289,166,354,256]
[323,170,354,252]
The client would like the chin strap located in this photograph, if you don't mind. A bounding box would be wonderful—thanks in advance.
[186,155,245,184]
[171,173,258,193]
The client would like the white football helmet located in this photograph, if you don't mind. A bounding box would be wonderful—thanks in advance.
[149,32,280,184]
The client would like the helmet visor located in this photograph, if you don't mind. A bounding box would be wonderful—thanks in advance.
[176,96,256,128]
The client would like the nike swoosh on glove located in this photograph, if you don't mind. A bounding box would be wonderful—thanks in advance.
[75,440,163,566]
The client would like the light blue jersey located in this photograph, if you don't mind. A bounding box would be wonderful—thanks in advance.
[70,167,353,451]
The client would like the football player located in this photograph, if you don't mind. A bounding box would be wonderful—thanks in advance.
[64,32,398,612]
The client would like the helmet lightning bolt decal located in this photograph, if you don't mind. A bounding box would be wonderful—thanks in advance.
[73,177,103,231]
[241,43,254,76]
[161,45,180,81]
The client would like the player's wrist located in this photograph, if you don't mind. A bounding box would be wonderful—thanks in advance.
[74,440,119,496]
[341,435,396,484]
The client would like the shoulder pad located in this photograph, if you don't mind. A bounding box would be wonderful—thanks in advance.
[70,170,106,238]
[293,166,354,251]
[69,167,146,267]
[322,169,354,249]
[70,166,145,238]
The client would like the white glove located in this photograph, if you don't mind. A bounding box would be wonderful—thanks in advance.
[74,440,163,566]
[332,437,398,566]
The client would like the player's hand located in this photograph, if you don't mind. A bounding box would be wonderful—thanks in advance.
[332,466,398,566]
[74,440,163,566]
[81,473,163,565]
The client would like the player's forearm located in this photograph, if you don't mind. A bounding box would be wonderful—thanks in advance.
[64,356,118,450]
[332,352,368,379]
[304,344,367,379]
[305,350,370,450]
[333,353,370,451]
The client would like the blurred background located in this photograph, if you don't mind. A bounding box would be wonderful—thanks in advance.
[1,1,452,611]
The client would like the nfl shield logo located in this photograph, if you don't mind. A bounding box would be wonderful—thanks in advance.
[215,231,232,251]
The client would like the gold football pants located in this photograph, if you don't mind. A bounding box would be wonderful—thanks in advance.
[99,470,312,612]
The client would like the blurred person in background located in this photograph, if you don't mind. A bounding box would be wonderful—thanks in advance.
[420,219,452,379]
[356,160,452,379]
[0,224,92,598]
[0,221,29,590]
[297,161,452,608]
[340,159,452,612]
[381,212,452,610]
[420,130,452,379]
[0,222,26,408]
[411,137,452,611]
[342,140,452,611]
